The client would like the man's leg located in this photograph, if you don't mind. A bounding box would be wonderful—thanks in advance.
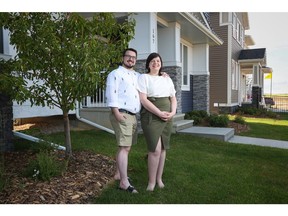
[117,146,131,189]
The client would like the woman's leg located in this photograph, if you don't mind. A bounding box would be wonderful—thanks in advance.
[156,148,166,188]
[147,138,162,191]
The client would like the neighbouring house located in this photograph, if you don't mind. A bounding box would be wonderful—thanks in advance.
[208,12,272,113]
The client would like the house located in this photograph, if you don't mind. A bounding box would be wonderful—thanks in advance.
[2,12,271,134]
[1,12,223,132]
[208,12,272,113]
[78,12,223,131]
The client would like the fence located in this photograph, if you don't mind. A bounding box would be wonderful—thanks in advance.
[264,95,288,113]
[81,84,106,107]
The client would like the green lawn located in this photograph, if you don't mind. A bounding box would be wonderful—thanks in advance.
[13,112,288,204]
[237,112,288,141]
[34,125,288,203]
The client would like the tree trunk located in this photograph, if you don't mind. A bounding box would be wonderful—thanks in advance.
[63,111,72,158]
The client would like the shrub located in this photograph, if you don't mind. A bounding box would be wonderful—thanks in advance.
[184,110,209,125]
[23,150,67,181]
[234,115,246,125]
[208,114,229,127]
[236,107,278,119]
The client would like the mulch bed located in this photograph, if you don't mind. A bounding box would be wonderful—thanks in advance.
[0,150,116,204]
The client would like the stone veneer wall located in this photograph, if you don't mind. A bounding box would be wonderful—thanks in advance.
[135,60,182,113]
[0,94,14,152]
[192,74,209,113]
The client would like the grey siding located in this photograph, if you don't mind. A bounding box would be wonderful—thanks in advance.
[231,13,245,104]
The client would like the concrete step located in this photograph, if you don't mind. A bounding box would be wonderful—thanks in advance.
[177,126,235,142]
[172,119,194,133]
[172,113,185,122]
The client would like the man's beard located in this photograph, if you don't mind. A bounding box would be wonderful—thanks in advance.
[123,62,134,69]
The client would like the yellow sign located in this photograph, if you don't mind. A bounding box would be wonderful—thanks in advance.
[265,73,272,79]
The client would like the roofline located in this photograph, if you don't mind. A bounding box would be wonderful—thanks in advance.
[179,12,223,46]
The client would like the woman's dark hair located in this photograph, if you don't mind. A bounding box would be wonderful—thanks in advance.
[122,48,137,57]
[145,52,163,76]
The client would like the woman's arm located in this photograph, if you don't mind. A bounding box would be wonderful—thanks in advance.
[170,96,177,116]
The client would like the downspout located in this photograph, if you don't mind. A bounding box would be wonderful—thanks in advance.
[13,131,66,151]
[75,101,115,134]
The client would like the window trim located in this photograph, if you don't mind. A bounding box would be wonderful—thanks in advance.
[180,42,190,91]
[231,59,239,90]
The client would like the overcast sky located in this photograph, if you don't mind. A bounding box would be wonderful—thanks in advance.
[247,12,288,94]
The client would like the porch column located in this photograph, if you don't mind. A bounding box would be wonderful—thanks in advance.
[129,12,158,60]
[158,22,182,112]
[252,64,262,108]
[192,44,210,113]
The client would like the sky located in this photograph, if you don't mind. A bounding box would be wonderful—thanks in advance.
[247,12,288,95]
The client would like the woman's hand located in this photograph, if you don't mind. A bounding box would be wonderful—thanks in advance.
[159,111,174,121]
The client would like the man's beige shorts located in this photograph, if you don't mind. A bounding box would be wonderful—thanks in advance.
[110,113,138,147]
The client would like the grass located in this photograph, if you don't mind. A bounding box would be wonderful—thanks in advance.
[12,112,288,204]
[236,112,288,141]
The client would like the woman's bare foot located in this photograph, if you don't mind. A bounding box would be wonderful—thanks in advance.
[146,183,155,191]
[157,180,165,188]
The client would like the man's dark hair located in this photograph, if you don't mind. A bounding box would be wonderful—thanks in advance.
[122,48,137,57]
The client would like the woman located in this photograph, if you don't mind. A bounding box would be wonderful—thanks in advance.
[138,52,177,191]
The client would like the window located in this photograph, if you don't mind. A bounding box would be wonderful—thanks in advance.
[236,20,240,42]
[232,13,237,39]
[180,43,189,90]
[231,59,239,90]
[232,15,244,47]
[220,12,229,24]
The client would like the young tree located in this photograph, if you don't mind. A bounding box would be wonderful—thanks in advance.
[0,12,135,157]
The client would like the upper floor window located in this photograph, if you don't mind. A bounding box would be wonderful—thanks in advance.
[220,12,229,25]
[232,13,237,39]
[232,14,245,47]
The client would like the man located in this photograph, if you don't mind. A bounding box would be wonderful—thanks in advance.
[105,48,140,193]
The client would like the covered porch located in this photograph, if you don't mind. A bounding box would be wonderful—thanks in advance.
[238,48,273,108]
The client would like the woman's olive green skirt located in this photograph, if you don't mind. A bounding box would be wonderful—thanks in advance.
[140,97,173,152]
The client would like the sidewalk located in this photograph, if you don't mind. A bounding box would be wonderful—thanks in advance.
[228,135,288,149]
[178,126,288,150]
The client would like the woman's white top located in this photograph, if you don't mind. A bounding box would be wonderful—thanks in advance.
[138,74,176,97]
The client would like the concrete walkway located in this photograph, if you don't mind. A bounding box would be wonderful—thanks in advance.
[178,126,288,150]
[228,135,288,149]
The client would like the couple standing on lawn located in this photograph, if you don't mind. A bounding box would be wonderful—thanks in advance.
[105,48,177,193]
